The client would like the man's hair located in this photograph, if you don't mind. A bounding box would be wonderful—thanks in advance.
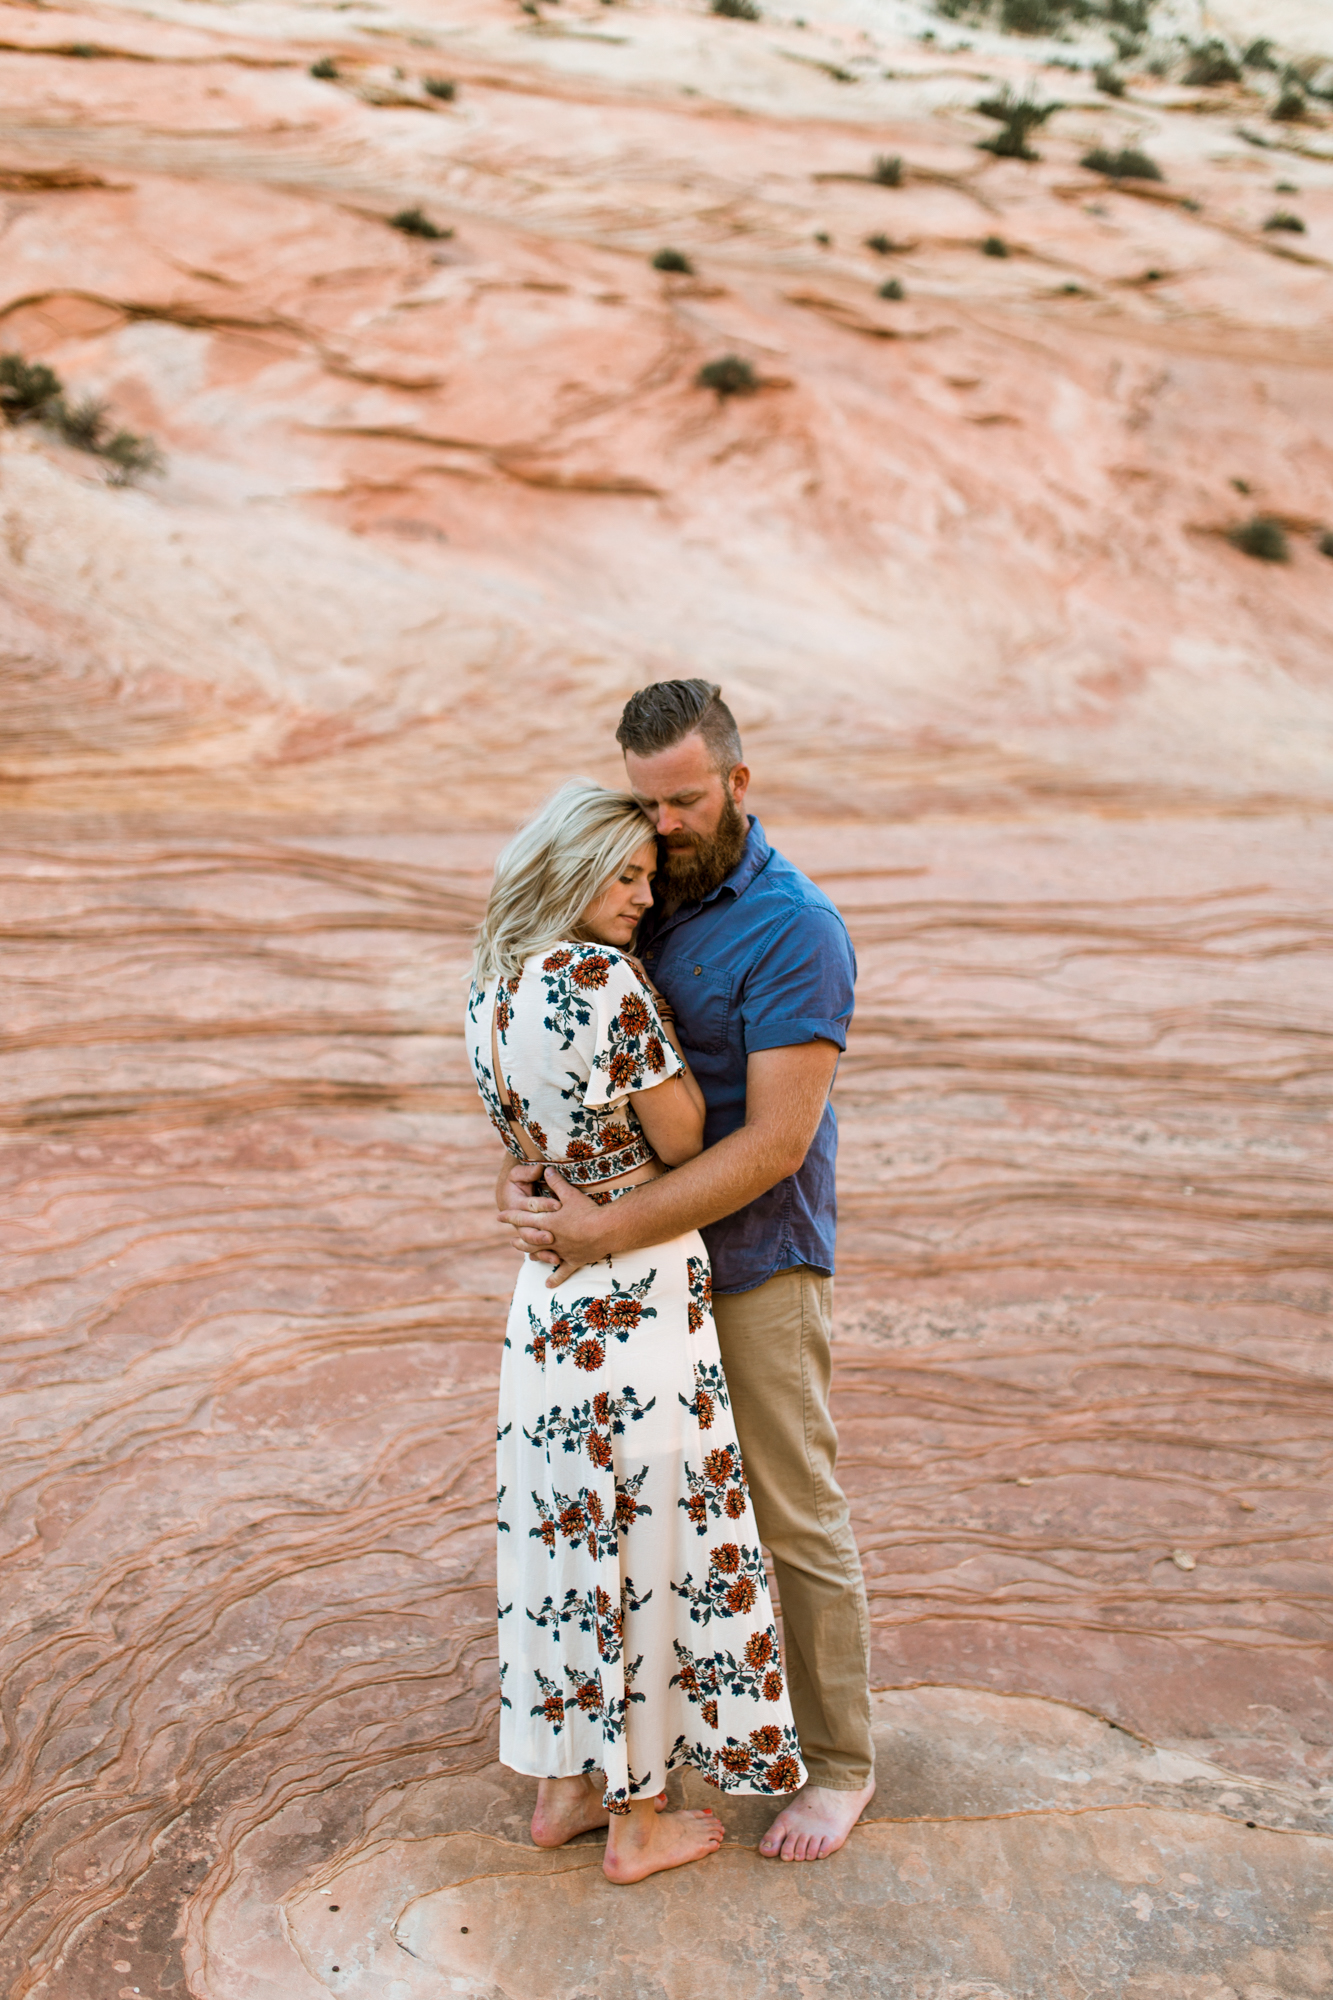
[616,679,743,774]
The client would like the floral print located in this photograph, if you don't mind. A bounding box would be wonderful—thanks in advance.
[468,941,805,1813]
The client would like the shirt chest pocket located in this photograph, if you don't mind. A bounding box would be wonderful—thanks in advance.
[671,960,734,1057]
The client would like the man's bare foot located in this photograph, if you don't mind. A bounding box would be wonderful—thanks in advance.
[758,1780,876,1862]
[603,1799,725,1884]
[531,1775,666,1849]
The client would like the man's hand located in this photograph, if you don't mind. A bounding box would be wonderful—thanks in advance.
[495,1158,560,1266]
[498,1170,613,1289]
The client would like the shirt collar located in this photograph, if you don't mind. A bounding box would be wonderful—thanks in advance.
[646,815,771,938]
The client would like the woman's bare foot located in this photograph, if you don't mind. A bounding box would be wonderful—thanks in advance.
[759,1779,876,1862]
[603,1799,724,1884]
[531,1775,667,1849]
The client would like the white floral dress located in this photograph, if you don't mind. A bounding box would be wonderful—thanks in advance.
[466,941,806,1814]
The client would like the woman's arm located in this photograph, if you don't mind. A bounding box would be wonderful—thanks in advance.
[624,962,706,1166]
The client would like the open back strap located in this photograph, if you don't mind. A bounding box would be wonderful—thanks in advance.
[489,974,657,1187]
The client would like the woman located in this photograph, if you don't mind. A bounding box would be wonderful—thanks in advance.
[467,781,804,1884]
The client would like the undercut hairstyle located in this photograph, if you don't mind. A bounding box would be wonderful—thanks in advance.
[472,780,656,986]
[616,678,743,775]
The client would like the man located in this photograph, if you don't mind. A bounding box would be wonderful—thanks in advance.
[498,678,876,1863]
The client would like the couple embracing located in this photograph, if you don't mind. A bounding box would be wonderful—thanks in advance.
[467,680,874,1884]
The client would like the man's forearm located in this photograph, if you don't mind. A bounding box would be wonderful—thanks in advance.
[591,1122,793,1258]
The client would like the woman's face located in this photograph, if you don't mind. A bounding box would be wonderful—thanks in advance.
[579,839,657,949]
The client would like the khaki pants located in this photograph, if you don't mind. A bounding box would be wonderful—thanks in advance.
[711,1266,874,1791]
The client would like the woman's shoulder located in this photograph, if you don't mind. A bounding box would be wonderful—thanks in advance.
[524,940,637,989]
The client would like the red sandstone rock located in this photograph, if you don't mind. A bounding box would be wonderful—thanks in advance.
[1,0,1331,1994]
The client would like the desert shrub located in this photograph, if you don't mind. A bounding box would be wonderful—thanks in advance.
[1272,86,1306,121]
[1094,65,1125,95]
[982,234,1010,256]
[999,0,1059,32]
[1242,38,1275,68]
[872,154,903,186]
[711,0,759,17]
[1319,530,1333,559]
[423,76,456,100]
[1184,41,1241,86]
[652,247,693,273]
[390,206,450,239]
[813,230,831,245]
[1263,210,1305,232]
[865,232,896,254]
[0,354,61,421]
[879,278,905,299]
[309,56,338,79]
[976,89,1058,160]
[1228,516,1288,562]
[66,42,100,57]
[53,395,110,452]
[696,354,757,396]
[1082,145,1162,179]
[1,359,164,481]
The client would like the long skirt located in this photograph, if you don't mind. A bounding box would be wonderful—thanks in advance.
[496,1231,806,1813]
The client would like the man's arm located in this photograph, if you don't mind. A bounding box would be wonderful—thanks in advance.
[499,1039,840,1283]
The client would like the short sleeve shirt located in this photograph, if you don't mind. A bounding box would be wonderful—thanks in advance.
[636,818,856,1293]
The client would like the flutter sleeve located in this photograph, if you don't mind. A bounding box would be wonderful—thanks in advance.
[582,950,683,1110]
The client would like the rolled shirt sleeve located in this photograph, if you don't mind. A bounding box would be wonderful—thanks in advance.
[739,904,856,1056]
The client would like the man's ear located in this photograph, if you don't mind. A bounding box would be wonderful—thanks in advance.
[729,763,751,807]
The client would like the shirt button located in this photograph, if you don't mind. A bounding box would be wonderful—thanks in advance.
[693,965,702,975]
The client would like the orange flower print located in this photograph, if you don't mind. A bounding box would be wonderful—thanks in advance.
[724,1488,747,1519]
[549,1318,573,1350]
[574,1337,605,1372]
[769,1754,802,1793]
[584,1298,611,1331]
[750,1724,783,1755]
[615,1491,641,1531]
[688,1303,705,1335]
[686,1493,707,1528]
[609,1297,642,1329]
[704,1448,736,1487]
[677,1662,699,1696]
[644,1036,665,1072]
[542,949,573,971]
[529,1333,547,1364]
[607,1050,636,1091]
[719,1743,751,1775]
[538,1520,555,1549]
[526,1119,548,1151]
[745,1632,774,1669]
[600,1121,631,1151]
[587,1493,605,1526]
[710,1543,741,1575]
[618,993,650,1036]
[762,1669,785,1701]
[566,1139,595,1161]
[574,1679,601,1713]
[571,954,610,990]
[586,1431,613,1468]
[726,1576,757,1615]
[542,1694,564,1723]
[592,1392,611,1425]
[701,1699,719,1730]
[559,1501,587,1539]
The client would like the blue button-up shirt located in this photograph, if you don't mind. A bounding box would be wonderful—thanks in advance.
[637,816,856,1294]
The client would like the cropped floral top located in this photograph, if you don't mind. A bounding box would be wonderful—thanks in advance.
[466,942,683,1190]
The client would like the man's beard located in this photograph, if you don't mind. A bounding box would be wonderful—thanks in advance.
[660,790,748,908]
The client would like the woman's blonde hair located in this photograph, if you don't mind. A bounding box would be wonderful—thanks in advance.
[472,780,657,985]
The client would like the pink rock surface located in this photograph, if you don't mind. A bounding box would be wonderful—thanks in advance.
[1,0,1331,1993]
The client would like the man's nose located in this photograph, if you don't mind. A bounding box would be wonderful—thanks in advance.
[655,807,681,835]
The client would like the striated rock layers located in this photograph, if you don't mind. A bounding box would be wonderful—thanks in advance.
[1,0,1331,1994]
